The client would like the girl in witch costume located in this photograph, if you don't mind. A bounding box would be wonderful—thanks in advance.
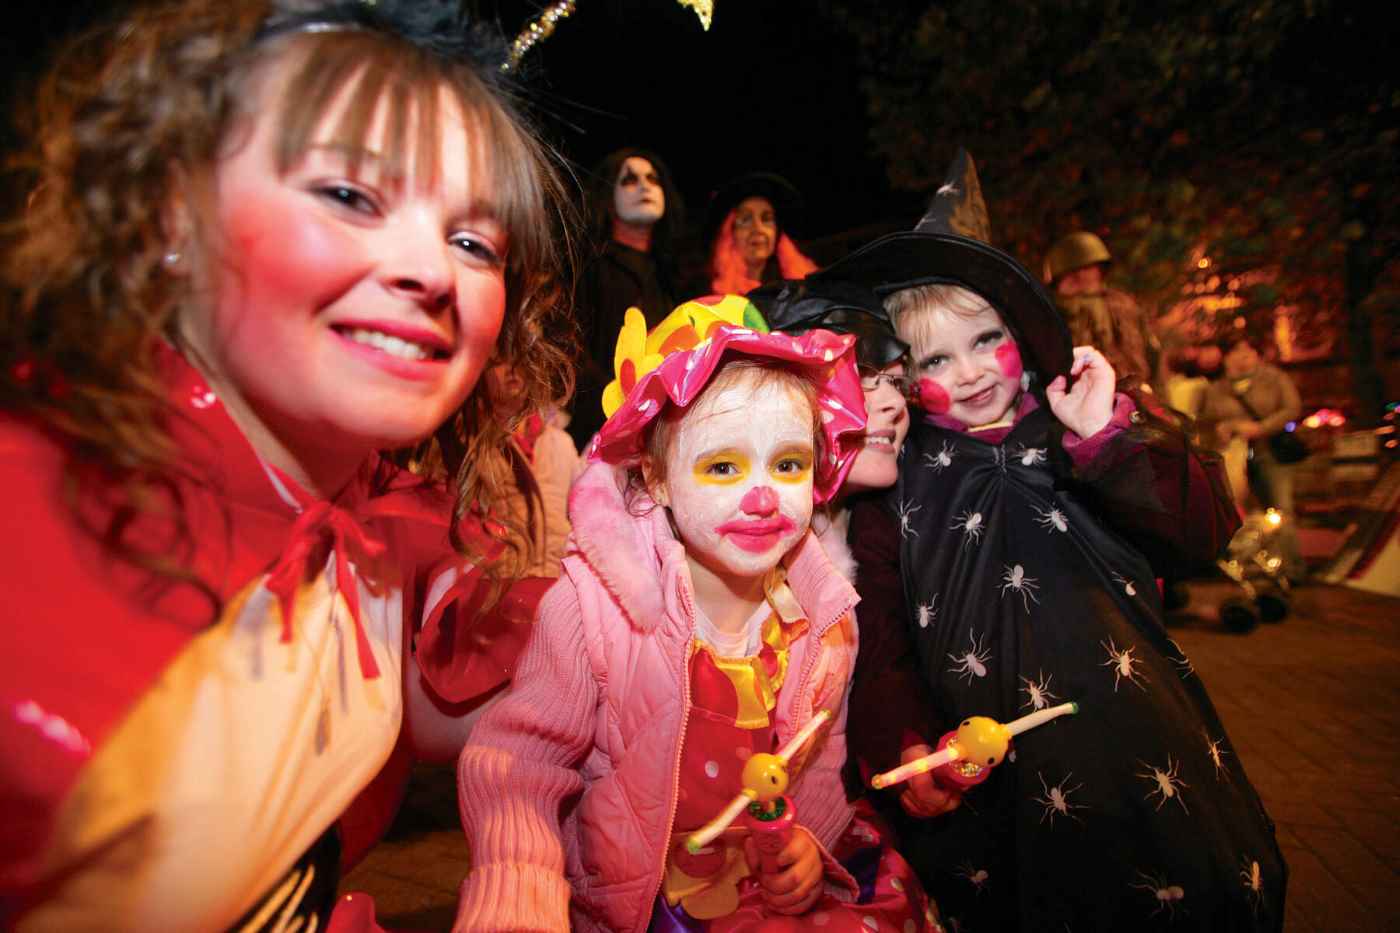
[0,1,573,929]
[457,296,938,932]
[820,152,1285,931]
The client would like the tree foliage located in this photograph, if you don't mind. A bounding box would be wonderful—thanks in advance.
[821,0,1399,417]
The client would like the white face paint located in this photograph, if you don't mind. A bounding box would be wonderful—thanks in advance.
[613,156,665,226]
[655,375,816,594]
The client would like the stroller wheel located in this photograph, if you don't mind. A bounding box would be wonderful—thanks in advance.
[1255,590,1289,623]
[1219,598,1259,633]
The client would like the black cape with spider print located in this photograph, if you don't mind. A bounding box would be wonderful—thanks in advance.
[848,405,1286,932]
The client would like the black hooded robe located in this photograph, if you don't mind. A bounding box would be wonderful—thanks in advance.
[851,404,1286,932]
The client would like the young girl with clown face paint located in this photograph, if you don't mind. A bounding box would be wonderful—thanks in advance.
[807,152,1283,933]
[458,296,938,931]
[0,1,572,928]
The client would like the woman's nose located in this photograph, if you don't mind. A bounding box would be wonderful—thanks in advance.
[873,382,906,413]
[382,222,454,312]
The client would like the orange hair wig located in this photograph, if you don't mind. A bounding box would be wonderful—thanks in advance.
[708,210,818,295]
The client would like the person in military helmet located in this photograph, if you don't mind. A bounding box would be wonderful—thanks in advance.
[1044,231,1162,393]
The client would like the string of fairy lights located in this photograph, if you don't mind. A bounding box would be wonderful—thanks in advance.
[504,0,714,71]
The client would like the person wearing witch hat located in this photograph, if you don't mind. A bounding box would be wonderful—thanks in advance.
[809,149,1284,932]
[705,172,819,296]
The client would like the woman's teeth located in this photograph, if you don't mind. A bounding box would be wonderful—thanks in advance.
[865,435,894,448]
[345,329,435,361]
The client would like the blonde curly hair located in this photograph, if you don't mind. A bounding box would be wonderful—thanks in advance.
[1,0,577,601]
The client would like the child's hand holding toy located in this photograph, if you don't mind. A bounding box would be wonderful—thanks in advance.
[745,826,823,915]
[896,743,964,819]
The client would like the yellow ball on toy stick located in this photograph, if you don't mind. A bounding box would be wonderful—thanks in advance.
[953,716,1013,768]
[869,702,1079,790]
[741,752,789,803]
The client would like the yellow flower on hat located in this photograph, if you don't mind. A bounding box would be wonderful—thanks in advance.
[601,296,771,418]
[602,307,664,418]
[645,295,770,358]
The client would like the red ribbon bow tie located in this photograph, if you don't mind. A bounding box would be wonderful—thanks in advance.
[264,501,389,679]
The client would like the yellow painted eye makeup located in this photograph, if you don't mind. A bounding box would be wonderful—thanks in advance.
[693,451,750,485]
[769,448,814,485]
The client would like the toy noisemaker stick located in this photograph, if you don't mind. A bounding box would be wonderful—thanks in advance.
[685,709,833,864]
[870,702,1078,791]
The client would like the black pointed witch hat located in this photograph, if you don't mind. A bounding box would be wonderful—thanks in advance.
[811,149,1072,382]
[747,278,909,371]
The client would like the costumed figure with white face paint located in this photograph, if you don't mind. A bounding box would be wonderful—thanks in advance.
[570,147,685,449]
[802,151,1285,932]
[458,295,941,931]
[0,2,576,929]
[706,172,819,297]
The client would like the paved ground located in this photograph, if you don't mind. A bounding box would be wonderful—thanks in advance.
[341,542,1400,931]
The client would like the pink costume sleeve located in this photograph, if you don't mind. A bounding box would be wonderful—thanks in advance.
[454,580,592,932]
[1059,392,1136,468]
[1063,392,1241,571]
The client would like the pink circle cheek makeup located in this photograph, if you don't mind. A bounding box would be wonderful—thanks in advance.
[917,377,951,414]
[995,341,1023,381]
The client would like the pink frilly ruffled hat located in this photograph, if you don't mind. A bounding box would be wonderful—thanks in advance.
[587,294,867,504]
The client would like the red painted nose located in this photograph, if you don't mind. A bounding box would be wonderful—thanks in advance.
[740,486,779,516]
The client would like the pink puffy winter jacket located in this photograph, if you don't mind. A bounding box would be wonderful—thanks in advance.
[455,459,860,932]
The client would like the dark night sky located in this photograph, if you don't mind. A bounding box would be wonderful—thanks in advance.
[2,0,914,251]
[487,0,910,240]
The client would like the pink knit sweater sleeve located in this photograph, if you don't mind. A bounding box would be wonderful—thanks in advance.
[454,580,595,932]
[790,616,858,850]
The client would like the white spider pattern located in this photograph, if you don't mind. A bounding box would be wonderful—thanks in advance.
[1131,870,1186,919]
[1204,731,1230,780]
[1240,857,1265,913]
[922,442,955,473]
[999,563,1041,612]
[1034,770,1086,826]
[947,631,991,684]
[916,594,939,629]
[1101,636,1150,692]
[1034,505,1069,533]
[955,861,989,893]
[1169,639,1195,678]
[1020,670,1058,711]
[1017,445,1048,467]
[1111,572,1138,597]
[951,510,985,547]
[895,499,922,539]
[1138,755,1190,814]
